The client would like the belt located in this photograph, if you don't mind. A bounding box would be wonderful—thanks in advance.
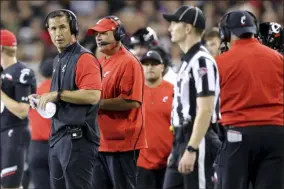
[66,125,82,130]
[55,125,83,134]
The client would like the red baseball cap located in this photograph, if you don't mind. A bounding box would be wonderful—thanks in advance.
[0,29,17,46]
[88,18,118,35]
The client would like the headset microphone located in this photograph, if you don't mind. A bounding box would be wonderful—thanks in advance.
[100,41,111,46]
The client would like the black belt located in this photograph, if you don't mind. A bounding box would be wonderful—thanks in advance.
[66,125,82,131]
[55,125,84,134]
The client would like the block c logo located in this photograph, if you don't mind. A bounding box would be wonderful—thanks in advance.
[241,15,246,25]
[19,69,30,84]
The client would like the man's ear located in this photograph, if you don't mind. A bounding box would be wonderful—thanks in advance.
[71,35,77,42]
[185,24,193,34]
[161,64,165,72]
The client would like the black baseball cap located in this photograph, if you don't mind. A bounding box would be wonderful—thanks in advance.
[162,5,206,30]
[141,50,163,64]
[227,10,257,37]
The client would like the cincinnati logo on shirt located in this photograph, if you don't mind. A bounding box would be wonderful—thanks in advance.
[103,71,111,78]
[61,65,67,73]
[19,68,30,84]
[162,96,169,102]
[8,129,13,137]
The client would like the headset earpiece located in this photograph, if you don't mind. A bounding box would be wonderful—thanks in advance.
[104,16,125,41]
[221,25,231,43]
[45,9,79,36]
[219,12,232,43]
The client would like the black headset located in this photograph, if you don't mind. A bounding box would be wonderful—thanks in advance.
[45,9,79,36]
[219,10,258,43]
[104,16,125,41]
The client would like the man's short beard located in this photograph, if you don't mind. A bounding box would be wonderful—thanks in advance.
[147,77,159,83]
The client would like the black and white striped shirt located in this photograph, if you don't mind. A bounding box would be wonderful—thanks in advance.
[171,42,220,127]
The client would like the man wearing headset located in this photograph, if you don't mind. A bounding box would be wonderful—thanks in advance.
[88,16,146,189]
[29,10,102,189]
[215,10,284,189]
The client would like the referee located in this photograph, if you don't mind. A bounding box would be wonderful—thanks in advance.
[216,11,284,189]
[162,5,220,189]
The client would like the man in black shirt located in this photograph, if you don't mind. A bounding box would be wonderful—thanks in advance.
[0,29,36,189]
[29,10,102,189]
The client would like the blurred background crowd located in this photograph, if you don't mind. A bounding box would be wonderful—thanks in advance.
[1,0,283,84]
[1,1,283,189]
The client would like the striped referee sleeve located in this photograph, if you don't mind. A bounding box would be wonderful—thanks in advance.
[193,57,217,97]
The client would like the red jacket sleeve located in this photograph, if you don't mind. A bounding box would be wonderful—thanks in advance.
[75,53,102,90]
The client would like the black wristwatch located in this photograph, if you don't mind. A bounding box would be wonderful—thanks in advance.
[187,146,198,153]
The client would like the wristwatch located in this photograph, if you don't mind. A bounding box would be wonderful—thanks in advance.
[187,146,198,153]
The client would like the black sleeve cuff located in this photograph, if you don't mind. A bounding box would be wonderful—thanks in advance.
[197,91,215,97]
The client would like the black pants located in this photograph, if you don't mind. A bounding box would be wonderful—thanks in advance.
[163,128,221,189]
[22,168,31,189]
[0,126,31,188]
[92,150,138,189]
[136,167,166,189]
[216,125,284,189]
[49,134,98,189]
[28,140,50,189]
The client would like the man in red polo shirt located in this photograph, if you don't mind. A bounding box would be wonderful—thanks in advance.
[216,10,284,189]
[136,50,174,189]
[88,16,146,189]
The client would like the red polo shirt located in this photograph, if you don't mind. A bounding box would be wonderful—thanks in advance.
[75,53,102,90]
[137,80,174,169]
[98,45,147,152]
[216,38,283,127]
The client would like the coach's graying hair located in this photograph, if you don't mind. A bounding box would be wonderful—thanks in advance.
[46,10,70,28]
